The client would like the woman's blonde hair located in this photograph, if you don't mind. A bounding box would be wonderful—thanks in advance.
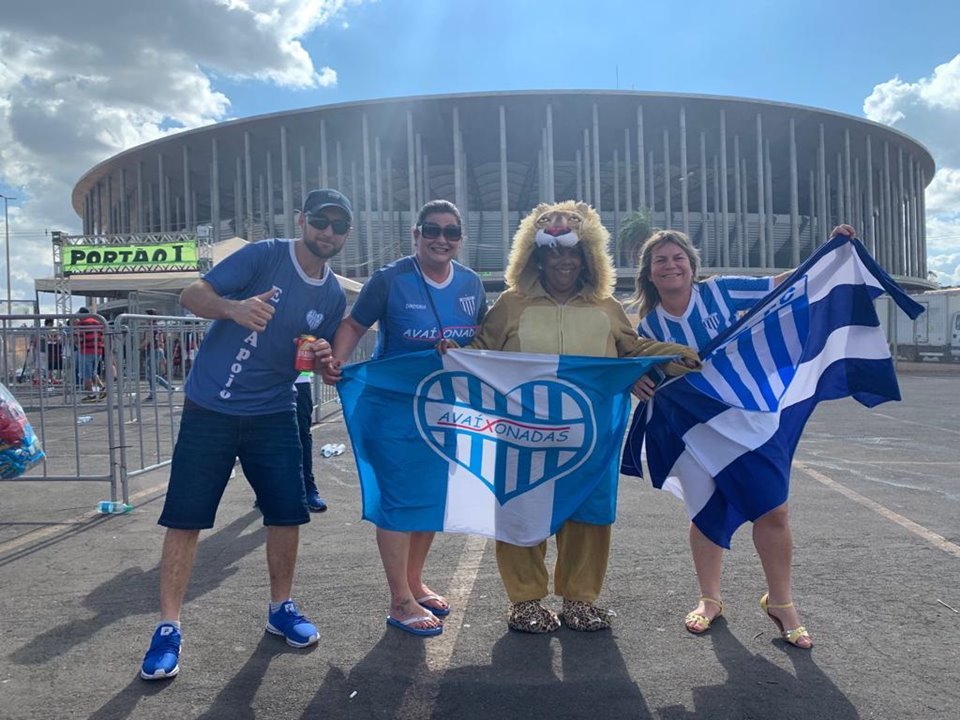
[629,230,701,319]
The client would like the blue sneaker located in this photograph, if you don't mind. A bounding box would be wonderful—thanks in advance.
[266,600,319,648]
[306,490,327,513]
[140,623,181,680]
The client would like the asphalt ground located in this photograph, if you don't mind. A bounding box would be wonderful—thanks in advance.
[0,368,958,719]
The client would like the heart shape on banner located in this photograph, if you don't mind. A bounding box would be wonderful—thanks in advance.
[415,370,597,503]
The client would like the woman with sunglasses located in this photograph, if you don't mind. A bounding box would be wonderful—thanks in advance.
[443,201,699,634]
[323,199,487,636]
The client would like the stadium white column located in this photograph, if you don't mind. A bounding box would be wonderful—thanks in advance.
[712,155,720,266]
[844,129,853,225]
[363,113,374,268]
[453,106,463,215]
[336,142,344,197]
[854,159,862,239]
[919,167,927,278]
[648,150,655,213]
[741,156,749,266]
[406,110,416,221]
[624,128,633,214]
[897,147,906,275]
[258,176,264,238]
[266,151,275,237]
[808,171,816,249]
[136,161,144,233]
[733,135,742,265]
[680,107,689,235]
[244,133,253,241]
[720,109,729,266]
[319,119,328,187]
[637,105,646,211]
[583,129,592,204]
[105,174,113,234]
[386,155,394,246]
[663,128,672,228]
[183,146,192,234]
[546,104,555,203]
[764,140,773,263]
[592,104,601,210]
[836,154,844,224]
[817,124,827,246]
[375,135,384,251]
[415,133,424,209]
[211,138,220,243]
[866,135,875,254]
[539,130,547,202]
[281,126,292,239]
[423,153,430,204]
[883,141,892,270]
[756,113,766,267]
[613,148,620,249]
[158,153,166,232]
[909,157,919,277]
[234,158,242,236]
[789,118,800,265]
[299,145,307,208]
[699,131,708,257]
[120,168,128,233]
[499,104,509,265]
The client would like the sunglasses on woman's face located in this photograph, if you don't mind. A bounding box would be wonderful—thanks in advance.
[418,222,463,241]
[306,214,351,235]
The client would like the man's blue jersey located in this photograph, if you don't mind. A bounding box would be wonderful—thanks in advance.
[638,276,773,352]
[351,256,487,359]
[185,239,346,415]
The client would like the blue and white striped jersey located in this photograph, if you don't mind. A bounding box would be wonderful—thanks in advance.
[638,276,774,352]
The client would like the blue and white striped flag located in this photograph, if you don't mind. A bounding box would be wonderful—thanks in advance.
[339,349,675,546]
[621,235,924,548]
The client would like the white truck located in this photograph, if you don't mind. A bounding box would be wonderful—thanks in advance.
[877,288,960,362]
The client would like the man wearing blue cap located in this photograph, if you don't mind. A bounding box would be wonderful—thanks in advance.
[139,189,352,680]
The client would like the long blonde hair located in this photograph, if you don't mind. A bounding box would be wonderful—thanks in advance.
[629,230,701,319]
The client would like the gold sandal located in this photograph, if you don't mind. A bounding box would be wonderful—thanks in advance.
[684,596,723,634]
[760,593,812,648]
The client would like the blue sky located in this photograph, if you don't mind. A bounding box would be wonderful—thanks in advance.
[1,0,959,300]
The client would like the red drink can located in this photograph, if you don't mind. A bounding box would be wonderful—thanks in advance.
[294,335,316,371]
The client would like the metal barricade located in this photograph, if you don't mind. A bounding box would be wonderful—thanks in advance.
[112,313,210,498]
[0,313,121,498]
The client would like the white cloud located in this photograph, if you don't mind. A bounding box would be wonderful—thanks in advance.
[865,54,960,286]
[0,0,357,305]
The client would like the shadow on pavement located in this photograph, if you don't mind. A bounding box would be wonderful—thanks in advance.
[657,623,859,719]
[433,628,652,719]
[302,628,427,719]
[9,511,265,666]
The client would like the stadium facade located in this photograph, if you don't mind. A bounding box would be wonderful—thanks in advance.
[72,90,937,289]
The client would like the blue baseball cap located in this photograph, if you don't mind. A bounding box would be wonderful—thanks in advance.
[302,188,353,223]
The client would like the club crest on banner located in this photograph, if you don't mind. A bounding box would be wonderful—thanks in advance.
[414,370,597,503]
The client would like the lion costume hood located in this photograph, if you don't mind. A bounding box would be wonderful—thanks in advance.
[504,201,616,304]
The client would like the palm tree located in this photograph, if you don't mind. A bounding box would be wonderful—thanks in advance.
[617,209,653,266]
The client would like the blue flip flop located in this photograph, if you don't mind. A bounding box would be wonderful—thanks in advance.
[386,614,443,637]
[416,594,451,618]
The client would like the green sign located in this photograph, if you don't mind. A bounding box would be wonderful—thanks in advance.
[63,241,199,275]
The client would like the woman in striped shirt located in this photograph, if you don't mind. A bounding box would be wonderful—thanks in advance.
[631,225,854,649]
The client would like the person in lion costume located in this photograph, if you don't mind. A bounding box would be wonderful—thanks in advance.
[466,200,700,633]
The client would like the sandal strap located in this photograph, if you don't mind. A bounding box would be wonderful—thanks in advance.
[700,596,723,611]
[783,625,810,644]
[764,598,795,610]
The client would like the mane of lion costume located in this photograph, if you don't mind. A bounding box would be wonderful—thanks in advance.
[504,200,615,302]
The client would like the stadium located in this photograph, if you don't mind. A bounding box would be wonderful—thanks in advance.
[70,90,937,291]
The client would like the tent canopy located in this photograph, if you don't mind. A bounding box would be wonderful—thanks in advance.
[34,237,363,297]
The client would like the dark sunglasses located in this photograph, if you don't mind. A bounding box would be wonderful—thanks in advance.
[306,214,351,235]
[418,222,462,241]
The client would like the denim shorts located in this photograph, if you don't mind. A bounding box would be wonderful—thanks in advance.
[159,399,308,529]
[78,353,99,381]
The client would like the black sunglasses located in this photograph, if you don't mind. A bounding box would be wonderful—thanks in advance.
[306,214,351,235]
[418,222,462,241]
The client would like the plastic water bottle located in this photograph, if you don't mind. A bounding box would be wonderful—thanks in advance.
[321,443,346,458]
[76,416,93,425]
[98,501,133,514]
